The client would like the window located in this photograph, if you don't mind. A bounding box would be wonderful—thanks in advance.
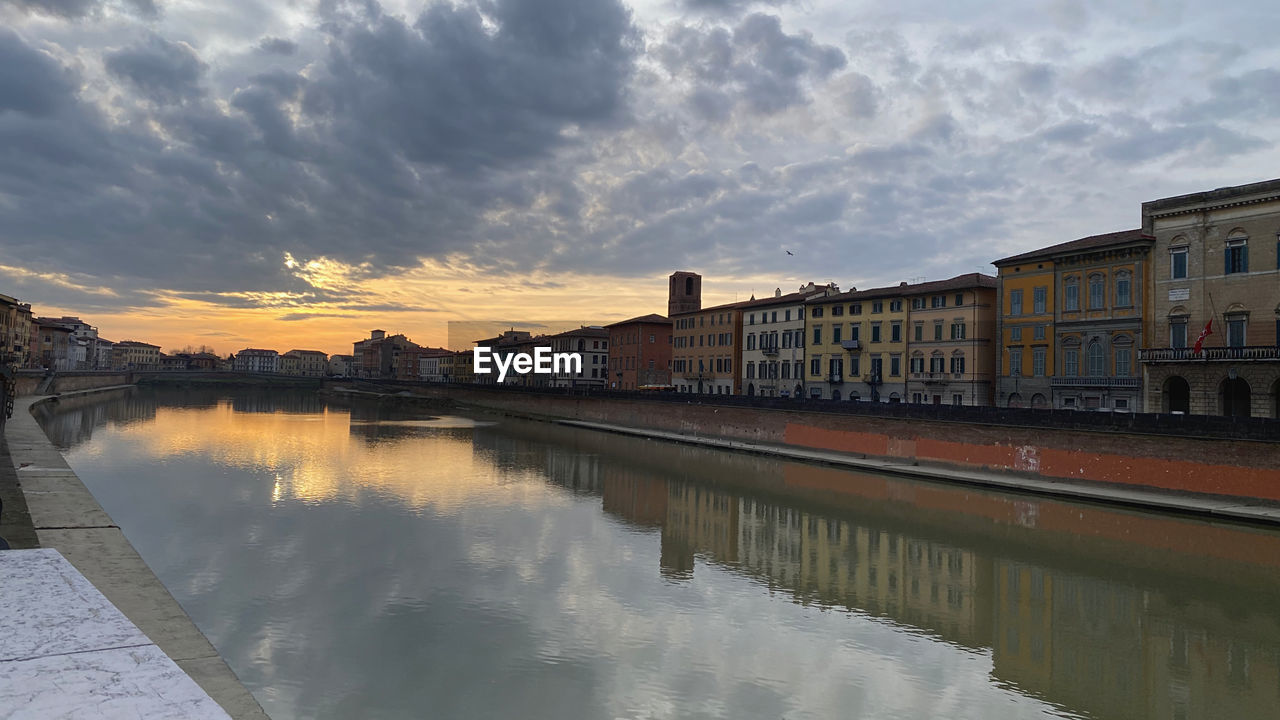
[1116,273,1132,307]
[933,323,943,341]
[1088,275,1104,309]
[890,300,903,312]
[1034,325,1045,341]
[1225,237,1248,274]
[1227,316,1246,347]
[873,301,884,313]
[1011,327,1022,342]
[810,357,821,376]
[931,295,945,308]
[794,329,804,347]
[870,357,883,379]
[955,293,964,306]
[914,324,923,342]
[851,303,862,315]
[1033,347,1046,377]
[771,311,777,323]
[812,306,824,318]
[850,357,860,376]
[929,356,944,373]
[1170,319,1187,348]
[749,314,755,325]
[1064,348,1079,376]
[871,323,882,343]
[781,362,790,379]
[1087,342,1104,376]
[812,326,822,345]
[1033,287,1046,314]
[1064,277,1079,311]
[832,325,842,343]
[746,362,755,379]
[912,298,925,310]
[1171,246,1188,279]
[1009,348,1022,377]
[1115,348,1130,376]
[910,356,924,373]
[850,325,860,342]
[1009,289,1023,316]
[951,323,966,340]
[785,309,791,321]
[829,358,843,378]
[747,334,756,350]
[891,322,902,343]
[890,355,901,376]
[782,332,791,349]
[831,305,843,317]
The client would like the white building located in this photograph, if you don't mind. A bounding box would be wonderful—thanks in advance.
[328,354,355,377]
[233,348,280,374]
[547,326,609,388]
[740,283,838,398]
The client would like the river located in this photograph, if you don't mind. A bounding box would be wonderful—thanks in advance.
[33,387,1280,720]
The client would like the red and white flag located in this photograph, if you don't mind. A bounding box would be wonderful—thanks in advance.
[1193,318,1213,354]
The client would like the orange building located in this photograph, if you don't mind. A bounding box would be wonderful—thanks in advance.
[605,314,672,390]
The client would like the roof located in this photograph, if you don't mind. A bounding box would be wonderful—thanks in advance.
[993,229,1149,266]
[807,273,996,303]
[669,298,748,317]
[548,326,609,338]
[1142,177,1280,218]
[604,313,670,327]
[284,349,329,356]
[116,340,160,348]
[738,286,836,309]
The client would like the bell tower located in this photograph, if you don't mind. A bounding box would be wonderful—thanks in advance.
[668,271,702,316]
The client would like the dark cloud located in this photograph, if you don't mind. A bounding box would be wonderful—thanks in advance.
[0,28,75,116]
[8,0,158,18]
[104,34,206,103]
[680,0,792,17]
[657,13,845,117]
[255,36,298,55]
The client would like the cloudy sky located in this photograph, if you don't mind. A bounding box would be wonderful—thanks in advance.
[3,0,1278,353]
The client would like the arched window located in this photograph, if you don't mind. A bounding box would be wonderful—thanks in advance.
[1088,273,1105,309]
[1063,275,1079,311]
[1115,271,1132,307]
[1088,341,1105,376]
[685,276,694,295]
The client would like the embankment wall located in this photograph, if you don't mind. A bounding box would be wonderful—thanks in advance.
[410,384,1280,503]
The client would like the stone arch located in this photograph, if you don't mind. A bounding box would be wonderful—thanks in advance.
[1163,376,1190,414]
[831,388,841,401]
[1219,375,1252,418]
[1007,392,1024,409]
[1031,393,1048,409]
[747,383,755,396]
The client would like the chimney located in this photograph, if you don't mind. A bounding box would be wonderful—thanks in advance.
[371,329,386,340]
[774,288,782,297]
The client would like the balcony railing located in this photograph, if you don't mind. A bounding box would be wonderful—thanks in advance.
[1050,376,1142,388]
[867,373,882,385]
[1139,346,1280,362]
[827,373,843,383]
[840,339,860,351]
[760,345,779,356]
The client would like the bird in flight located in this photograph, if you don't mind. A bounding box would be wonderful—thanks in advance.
[785,250,794,256]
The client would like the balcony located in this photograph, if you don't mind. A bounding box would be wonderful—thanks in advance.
[840,339,860,351]
[1139,346,1280,363]
[827,373,843,384]
[867,373,882,385]
[1050,376,1142,388]
[760,345,779,356]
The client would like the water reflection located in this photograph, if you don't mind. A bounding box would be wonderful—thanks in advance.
[37,390,1280,720]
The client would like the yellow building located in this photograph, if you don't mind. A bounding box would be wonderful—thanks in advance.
[903,274,999,406]
[804,283,913,402]
[446,349,475,383]
[992,254,1056,408]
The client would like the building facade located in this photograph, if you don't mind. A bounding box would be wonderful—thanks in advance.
[547,326,609,388]
[673,301,743,395]
[1,294,33,368]
[994,253,1057,408]
[31,319,74,370]
[1139,179,1280,417]
[112,341,161,370]
[283,350,329,377]
[606,314,672,391]
[739,283,836,398]
[328,354,355,377]
[805,285,909,401]
[232,348,279,374]
[904,274,998,406]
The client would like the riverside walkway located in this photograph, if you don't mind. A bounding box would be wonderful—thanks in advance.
[2,390,268,719]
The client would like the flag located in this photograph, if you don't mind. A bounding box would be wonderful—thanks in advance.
[1193,318,1213,354]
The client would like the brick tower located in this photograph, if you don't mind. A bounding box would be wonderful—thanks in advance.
[668,271,702,316]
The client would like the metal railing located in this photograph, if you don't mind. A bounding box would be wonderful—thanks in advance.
[1139,346,1280,362]
[840,339,860,350]
[1050,376,1142,388]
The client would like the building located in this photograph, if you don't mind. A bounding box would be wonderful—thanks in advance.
[112,340,161,370]
[993,248,1058,408]
[187,352,220,371]
[904,274,999,406]
[1139,178,1280,417]
[279,352,299,376]
[418,348,455,382]
[669,271,702,316]
[51,317,98,370]
[93,339,115,371]
[672,299,744,395]
[352,329,430,379]
[160,354,189,371]
[606,314,672,391]
[448,350,476,384]
[546,326,609,388]
[805,284,910,401]
[473,330,534,385]
[328,354,355,377]
[0,294,33,368]
[739,283,837,398]
[31,319,74,370]
[232,348,279,374]
[282,350,328,377]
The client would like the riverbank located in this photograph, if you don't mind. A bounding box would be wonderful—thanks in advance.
[3,389,269,719]
[353,383,1280,526]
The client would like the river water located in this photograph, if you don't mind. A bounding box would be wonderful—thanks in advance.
[33,388,1280,720]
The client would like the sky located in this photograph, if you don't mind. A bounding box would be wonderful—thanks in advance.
[2,0,1279,354]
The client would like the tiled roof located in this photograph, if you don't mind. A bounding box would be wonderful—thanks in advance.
[993,229,1149,266]
[604,313,670,326]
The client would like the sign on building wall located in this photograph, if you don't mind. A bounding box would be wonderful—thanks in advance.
[1168,288,1190,301]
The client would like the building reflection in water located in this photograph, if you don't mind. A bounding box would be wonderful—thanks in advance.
[37,389,1280,720]
[474,419,1280,720]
